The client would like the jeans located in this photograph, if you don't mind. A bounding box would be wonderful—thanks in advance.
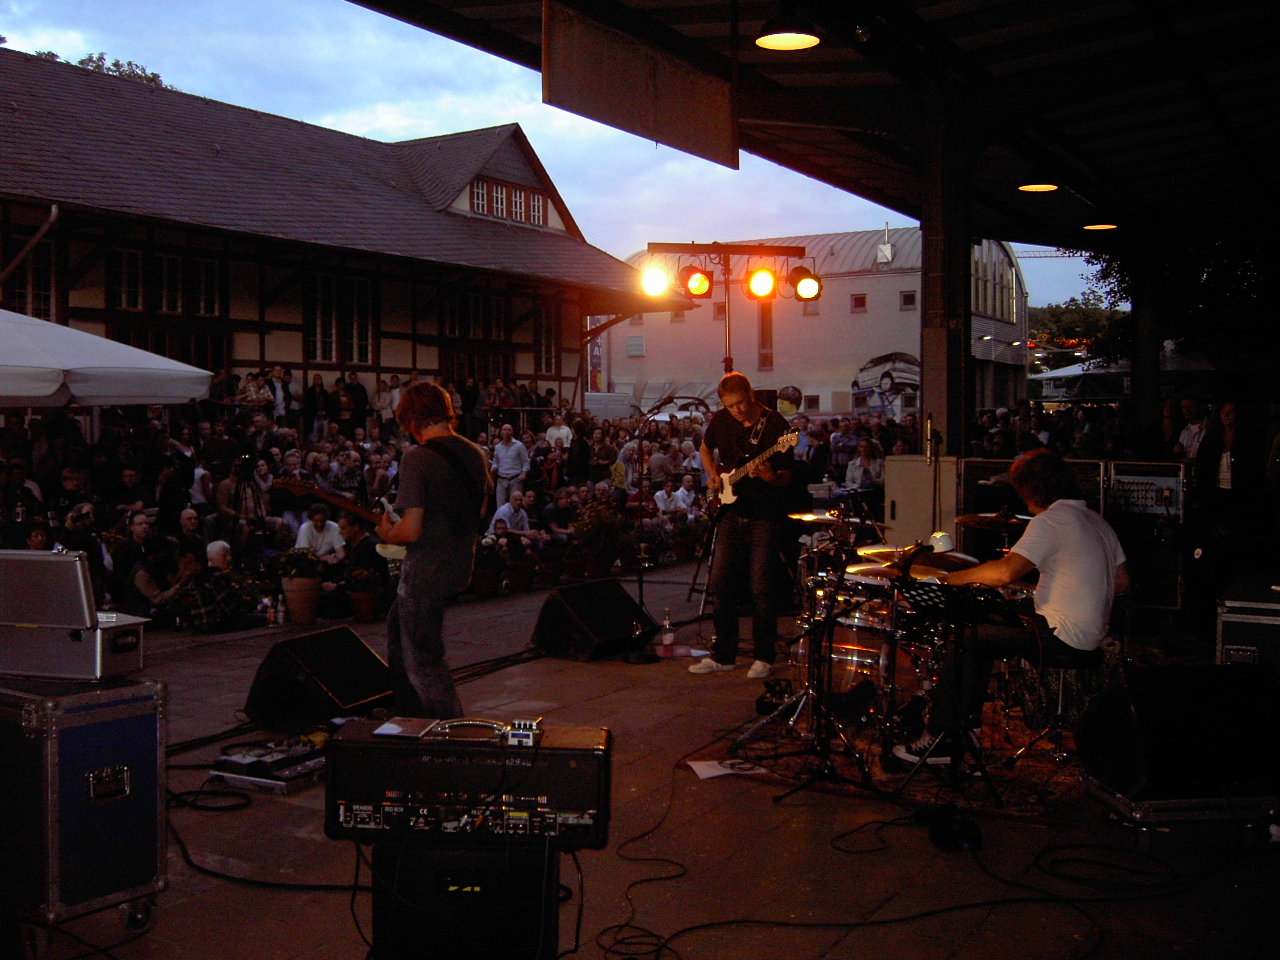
[495,475,523,509]
[386,594,464,719]
[709,513,783,665]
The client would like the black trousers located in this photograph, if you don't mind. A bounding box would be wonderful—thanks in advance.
[927,614,1099,736]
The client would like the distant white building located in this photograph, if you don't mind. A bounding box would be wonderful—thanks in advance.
[595,228,1030,418]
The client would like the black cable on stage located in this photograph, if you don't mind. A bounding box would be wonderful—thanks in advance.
[166,720,256,758]
[556,849,585,960]
[593,717,759,960]
[829,815,915,855]
[348,842,372,950]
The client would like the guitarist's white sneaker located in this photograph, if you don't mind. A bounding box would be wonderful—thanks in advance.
[746,660,773,680]
[688,658,736,674]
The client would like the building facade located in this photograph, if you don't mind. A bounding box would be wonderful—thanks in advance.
[0,49,645,402]
[598,228,1029,417]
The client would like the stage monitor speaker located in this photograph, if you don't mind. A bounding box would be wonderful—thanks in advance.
[371,840,558,960]
[244,627,394,733]
[1077,663,1280,803]
[532,578,655,661]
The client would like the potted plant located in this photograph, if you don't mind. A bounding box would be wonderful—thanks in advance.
[346,566,383,622]
[276,547,324,625]
[574,500,625,579]
[469,534,504,599]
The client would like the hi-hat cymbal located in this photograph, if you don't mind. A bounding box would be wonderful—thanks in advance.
[954,512,1032,531]
[844,561,954,584]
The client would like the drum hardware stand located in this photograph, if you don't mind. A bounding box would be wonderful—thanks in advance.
[730,549,877,802]
[890,582,1006,809]
[682,510,722,624]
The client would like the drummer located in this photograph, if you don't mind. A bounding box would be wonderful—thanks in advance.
[893,449,1129,766]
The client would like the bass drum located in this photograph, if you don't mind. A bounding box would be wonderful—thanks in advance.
[790,623,923,706]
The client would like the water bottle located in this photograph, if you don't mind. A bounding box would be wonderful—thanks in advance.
[661,608,675,645]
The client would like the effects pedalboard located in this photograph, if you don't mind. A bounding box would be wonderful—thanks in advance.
[211,738,327,794]
[324,717,611,850]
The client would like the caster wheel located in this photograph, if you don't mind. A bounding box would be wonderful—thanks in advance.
[119,897,157,934]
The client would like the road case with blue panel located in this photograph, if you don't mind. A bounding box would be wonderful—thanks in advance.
[0,677,167,924]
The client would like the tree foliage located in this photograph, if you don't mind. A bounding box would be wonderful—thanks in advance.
[1027,292,1130,371]
[12,44,176,91]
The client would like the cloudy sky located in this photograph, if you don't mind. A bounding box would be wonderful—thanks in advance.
[2,0,1094,304]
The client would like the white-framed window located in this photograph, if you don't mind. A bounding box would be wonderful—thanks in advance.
[313,274,373,364]
[713,301,727,321]
[530,193,544,226]
[111,248,143,311]
[471,179,488,215]
[534,302,559,375]
[492,183,507,219]
[159,254,183,314]
[850,292,867,313]
[512,188,526,222]
[758,301,773,371]
[195,258,219,317]
[802,299,820,317]
[10,241,53,319]
[900,290,917,310]
[804,395,821,412]
[671,308,685,322]
[626,335,645,357]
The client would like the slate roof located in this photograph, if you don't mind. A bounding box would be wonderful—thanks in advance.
[0,49,637,310]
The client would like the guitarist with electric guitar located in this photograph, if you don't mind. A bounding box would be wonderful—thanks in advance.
[690,372,801,680]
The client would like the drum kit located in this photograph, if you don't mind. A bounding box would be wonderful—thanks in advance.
[733,506,1034,795]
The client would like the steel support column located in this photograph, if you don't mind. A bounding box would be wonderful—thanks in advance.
[919,89,975,458]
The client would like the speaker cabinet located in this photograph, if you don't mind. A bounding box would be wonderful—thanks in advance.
[371,841,558,960]
[1077,664,1280,820]
[244,627,393,733]
[531,579,655,661]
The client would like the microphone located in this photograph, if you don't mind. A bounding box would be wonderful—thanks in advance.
[647,395,676,414]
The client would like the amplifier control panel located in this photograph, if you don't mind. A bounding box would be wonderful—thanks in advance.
[325,719,610,850]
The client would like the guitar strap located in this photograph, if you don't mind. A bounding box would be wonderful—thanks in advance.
[423,438,488,520]
[747,415,767,448]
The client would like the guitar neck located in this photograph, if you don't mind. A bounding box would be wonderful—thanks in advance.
[272,478,381,525]
[725,437,790,485]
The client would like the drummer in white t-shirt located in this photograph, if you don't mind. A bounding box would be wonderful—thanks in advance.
[894,448,1129,766]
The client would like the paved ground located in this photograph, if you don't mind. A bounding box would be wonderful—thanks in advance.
[13,565,1278,960]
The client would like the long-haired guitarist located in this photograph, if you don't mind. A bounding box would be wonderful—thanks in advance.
[691,372,798,679]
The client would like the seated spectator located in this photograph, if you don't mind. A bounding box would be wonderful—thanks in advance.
[180,540,248,633]
[125,536,201,622]
[175,507,210,560]
[673,474,698,515]
[488,490,536,538]
[542,488,577,540]
[654,478,683,517]
[110,510,155,604]
[295,503,345,566]
[626,477,660,520]
[23,522,52,551]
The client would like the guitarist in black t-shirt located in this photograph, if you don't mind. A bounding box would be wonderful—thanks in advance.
[690,373,799,679]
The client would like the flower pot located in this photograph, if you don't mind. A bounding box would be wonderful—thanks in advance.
[349,591,380,622]
[280,576,321,626]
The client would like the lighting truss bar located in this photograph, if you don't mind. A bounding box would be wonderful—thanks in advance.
[647,242,806,257]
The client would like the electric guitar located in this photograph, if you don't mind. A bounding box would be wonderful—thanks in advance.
[271,477,387,526]
[712,432,800,508]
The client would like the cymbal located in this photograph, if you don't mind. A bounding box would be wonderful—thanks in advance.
[954,512,1032,531]
[788,510,866,525]
[854,547,979,573]
[844,561,954,583]
[376,543,407,560]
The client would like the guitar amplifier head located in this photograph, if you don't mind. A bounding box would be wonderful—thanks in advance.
[324,718,611,850]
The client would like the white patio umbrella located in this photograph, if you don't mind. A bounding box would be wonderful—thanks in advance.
[0,308,212,406]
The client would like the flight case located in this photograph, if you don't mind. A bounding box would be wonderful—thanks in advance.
[0,676,167,924]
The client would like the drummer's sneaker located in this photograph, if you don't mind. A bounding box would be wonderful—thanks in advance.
[688,657,736,674]
[746,660,773,680]
[892,732,952,765]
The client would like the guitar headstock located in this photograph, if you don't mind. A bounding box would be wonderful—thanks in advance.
[780,432,800,451]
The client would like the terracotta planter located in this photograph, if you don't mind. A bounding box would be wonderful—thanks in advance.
[280,576,321,626]
[349,591,380,622]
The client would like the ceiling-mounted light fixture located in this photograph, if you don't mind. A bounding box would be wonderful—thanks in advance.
[1017,178,1058,193]
[1083,223,1118,231]
[756,2,821,50]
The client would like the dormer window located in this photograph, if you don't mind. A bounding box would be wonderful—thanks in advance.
[470,177,548,226]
